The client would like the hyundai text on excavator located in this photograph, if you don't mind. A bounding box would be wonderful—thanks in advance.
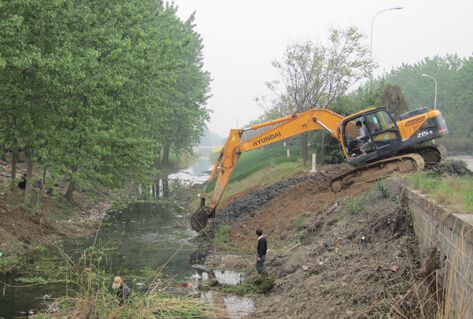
[191,106,448,232]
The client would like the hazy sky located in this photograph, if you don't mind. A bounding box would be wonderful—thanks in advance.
[174,0,473,136]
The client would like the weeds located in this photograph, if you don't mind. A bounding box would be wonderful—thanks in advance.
[215,225,231,246]
[345,197,365,215]
[220,275,276,296]
[376,179,388,198]
[410,173,473,212]
[30,241,221,318]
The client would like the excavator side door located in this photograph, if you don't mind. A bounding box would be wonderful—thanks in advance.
[342,109,402,165]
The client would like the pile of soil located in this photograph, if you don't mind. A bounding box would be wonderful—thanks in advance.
[428,159,473,177]
[215,170,436,318]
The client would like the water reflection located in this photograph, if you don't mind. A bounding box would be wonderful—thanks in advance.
[201,291,255,319]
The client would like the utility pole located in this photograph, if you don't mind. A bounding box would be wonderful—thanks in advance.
[422,73,438,109]
[370,7,403,57]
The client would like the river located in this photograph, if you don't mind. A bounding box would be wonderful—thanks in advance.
[0,147,254,319]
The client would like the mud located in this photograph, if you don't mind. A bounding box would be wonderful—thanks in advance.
[428,159,473,177]
[212,170,437,318]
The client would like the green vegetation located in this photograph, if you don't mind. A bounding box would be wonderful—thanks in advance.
[0,255,19,272]
[376,179,389,198]
[33,291,218,319]
[220,275,276,296]
[345,197,366,215]
[230,145,302,183]
[410,173,473,213]
[215,225,231,246]
[196,144,307,208]
[0,1,210,200]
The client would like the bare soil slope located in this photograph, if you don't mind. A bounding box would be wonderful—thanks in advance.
[218,168,435,318]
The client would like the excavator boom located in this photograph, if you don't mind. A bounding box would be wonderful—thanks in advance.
[191,108,344,231]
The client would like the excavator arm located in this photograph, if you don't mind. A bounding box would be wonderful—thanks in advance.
[191,108,344,232]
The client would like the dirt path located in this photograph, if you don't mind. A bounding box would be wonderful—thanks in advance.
[211,168,435,318]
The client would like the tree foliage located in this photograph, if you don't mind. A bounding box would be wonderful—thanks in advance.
[0,0,210,199]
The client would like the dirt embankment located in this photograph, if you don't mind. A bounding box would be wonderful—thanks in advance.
[213,167,437,318]
[0,160,112,268]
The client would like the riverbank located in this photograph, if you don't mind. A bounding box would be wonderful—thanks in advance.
[0,150,201,273]
[0,160,115,273]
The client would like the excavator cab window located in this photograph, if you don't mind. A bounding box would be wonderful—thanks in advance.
[343,109,401,159]
[344,117,374,157]
[365,110,401,150]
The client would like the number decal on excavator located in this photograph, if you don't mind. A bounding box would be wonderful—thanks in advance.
[417,130,433,139]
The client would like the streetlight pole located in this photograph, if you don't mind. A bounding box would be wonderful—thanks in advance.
[422,73,438,109]
[370,7,403,57]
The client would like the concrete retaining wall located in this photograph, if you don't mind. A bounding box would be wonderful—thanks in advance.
[403,188,473,316]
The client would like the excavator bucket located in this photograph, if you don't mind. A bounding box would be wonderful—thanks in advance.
[190,198,214,232]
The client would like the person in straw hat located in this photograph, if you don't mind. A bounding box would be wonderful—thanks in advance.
[112,276,130,305]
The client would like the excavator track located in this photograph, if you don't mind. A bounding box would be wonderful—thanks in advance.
[330,154,425,192]
[414,144,447,167]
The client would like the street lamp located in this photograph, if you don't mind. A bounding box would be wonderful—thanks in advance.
[422,73,438,109]
[370,7,403,56]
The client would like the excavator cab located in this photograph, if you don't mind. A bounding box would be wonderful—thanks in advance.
[341,108,402,165]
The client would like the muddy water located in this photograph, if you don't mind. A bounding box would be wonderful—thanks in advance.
[0,147,254,319]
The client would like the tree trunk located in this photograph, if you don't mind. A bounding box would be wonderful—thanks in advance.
[65,178,76,201]
[0,144,6,162]
[25,147,34,198]
[301,133,309,166]
[42,167,47,185]
[162,145,170,165]
[10,147,19,192]
[152,182,156,198]
[154,148,161,168]
[162,175,169,199]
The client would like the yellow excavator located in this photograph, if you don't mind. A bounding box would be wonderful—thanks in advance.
[191,106,448,232]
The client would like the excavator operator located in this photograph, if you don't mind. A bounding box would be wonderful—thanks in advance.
[347,120,369,156]
[356,120,368,142]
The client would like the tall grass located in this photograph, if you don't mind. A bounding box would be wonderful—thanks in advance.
[32,243,222,319]
[410,173,473,213]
